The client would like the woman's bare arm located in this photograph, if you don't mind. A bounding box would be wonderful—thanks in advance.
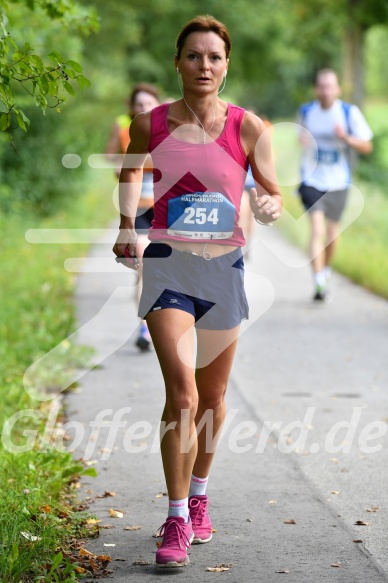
[112,112,151,261]
[240,112,282,225]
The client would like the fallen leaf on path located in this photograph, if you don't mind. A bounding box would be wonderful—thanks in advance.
[75,567,88,574]
[331,491,341,495]
[79,548,94,558]
[86,518,100,525]
[353,539,363,543]
[269,500,277,505]
[331,564,341,568]
[212,528,217,533]
[247,518,253,522]
[155,492,168,498]
[367,506,379,513]
[96,555,112,562]
[103,543,116,547]
[275,569,289,573]
[109,509,124,518]
[89,558,99,574]
[100,524,115,529]
[97,491,116,498]
[156,541,162,548]
[124,525,142,531]
[207,563,234,572]
[355,520,369,526]
[329,457,339,464]
[284,519,296,525]
[66,549,112,576]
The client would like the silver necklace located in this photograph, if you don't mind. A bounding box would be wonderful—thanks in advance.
[182,96,216,144]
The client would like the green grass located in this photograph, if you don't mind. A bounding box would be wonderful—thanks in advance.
[355,102,388,188]
[0,170,116,582]
[272,103,388,299]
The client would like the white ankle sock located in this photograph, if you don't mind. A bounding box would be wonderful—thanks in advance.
[323,266,332,280]
[189,474,209,497]
[314,271,326,287]
[168,497,189,521]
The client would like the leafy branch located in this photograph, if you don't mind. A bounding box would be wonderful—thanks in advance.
[0,0,99,134]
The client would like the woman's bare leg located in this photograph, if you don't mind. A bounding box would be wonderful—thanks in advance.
[192,327,239,477]
[146,308,197,500]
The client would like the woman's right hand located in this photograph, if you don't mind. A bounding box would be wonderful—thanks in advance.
[112,228,139,269]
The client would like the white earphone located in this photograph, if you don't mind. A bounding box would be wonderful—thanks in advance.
[224,70,227,77]
[176,67,180,74]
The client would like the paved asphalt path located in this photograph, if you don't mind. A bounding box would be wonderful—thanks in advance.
[67,224,388,582]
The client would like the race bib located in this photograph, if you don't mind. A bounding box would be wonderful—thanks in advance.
[317,149,339,164]
[167,192,235,239]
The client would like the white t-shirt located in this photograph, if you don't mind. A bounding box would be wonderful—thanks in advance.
[298,99,373,191]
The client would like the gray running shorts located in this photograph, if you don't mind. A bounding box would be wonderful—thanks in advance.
[299,184,348,222]
[138,243,249,330]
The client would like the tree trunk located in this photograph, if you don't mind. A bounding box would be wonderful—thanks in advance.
[342,22,365,107]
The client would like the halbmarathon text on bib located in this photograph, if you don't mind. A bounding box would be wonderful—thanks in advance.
[167,192,235,239]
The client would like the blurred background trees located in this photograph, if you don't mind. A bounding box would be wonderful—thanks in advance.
[1,0,388,216]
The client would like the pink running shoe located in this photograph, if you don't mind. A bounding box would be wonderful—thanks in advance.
[189,495,213,544]
[155,516,194,568]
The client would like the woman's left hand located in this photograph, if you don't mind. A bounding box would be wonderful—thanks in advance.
[249,188,282,224]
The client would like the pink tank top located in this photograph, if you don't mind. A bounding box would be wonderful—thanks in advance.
[147,103,248,246]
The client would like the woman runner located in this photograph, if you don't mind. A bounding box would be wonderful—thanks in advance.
[113,15,282,568]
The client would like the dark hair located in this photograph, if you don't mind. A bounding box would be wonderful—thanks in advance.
[129,83,160,108]
[176,15,231,60]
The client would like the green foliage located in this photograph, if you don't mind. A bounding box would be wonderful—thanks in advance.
[348,0,388,28]
[0,174,115,581]
[355,103,388,188]
[286,0,388,33]
[365,26,388,98]
[83,0,385,116]
[0,0,98,135]
[0,100,93,215]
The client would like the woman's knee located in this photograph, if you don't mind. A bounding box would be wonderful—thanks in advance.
[164,384,198,417]
[197,386,227,412]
